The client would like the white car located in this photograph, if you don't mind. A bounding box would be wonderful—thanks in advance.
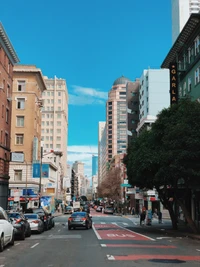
[0,207,14,252]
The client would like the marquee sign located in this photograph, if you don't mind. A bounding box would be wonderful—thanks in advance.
[169,62,178,105]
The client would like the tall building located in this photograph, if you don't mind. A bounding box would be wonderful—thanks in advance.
[172,0,200,43]
[72,161,84,196]
[126,80,140,145]
[92,155,98,176]
[106,76,131,162]
[0,22,19,209]
[9,65,46,209]
[98,122,106,184]
[136,69,170,134]
[42,76,68,179]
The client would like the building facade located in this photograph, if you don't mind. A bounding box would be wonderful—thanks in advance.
[98,121,106,185]
[106,76,131,162]
[92,155,98,176]
[126,80,140,145]
[0,23,19,209]
[9,65,46,210]
[172,0,200,43]
[72,161,84,196]
[136,69,170,134]
[42,76,68,179]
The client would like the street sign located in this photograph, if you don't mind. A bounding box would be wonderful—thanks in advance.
[11,152,24,162]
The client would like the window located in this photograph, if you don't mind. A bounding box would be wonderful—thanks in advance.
[57,114,61,119]
[108,106,112,110]
[57,129,61,133]
[194,68,198,85]
[108,125,112,129]
[58,99,61,104]
[119,92,126,95]
[188,77,192,92]
[108,102,112,106]
[108,145,112,149]
[108,111,112,115]
[15,134,24,145]
[2,105,4,118]
[56,144,61,149]
[183,82,186,96]
[51,92,54,96]
[108,116,112,120]
[17,98,25,109]
[0,130,3,144]
[46,121,49,126]
[46,136,49,141]
[42,121,45,126]
[58,92,61,96]
[58,107,61,111]
[16,116,24,127]
[108,150,112,154]
[42,114,45,119]
[47,92,50,96]
[108,130,112,134]
[50,136,53,141]
[108,135,112,139]
[17,81,26,92]
[5,133,8,146]
[57,136,61,141]
[14,170,22,181]
[46,129,49,133]
[179,86,182,97]
[51,99,54,104]
[194,36,200,56]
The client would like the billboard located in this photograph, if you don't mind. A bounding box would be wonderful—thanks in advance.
[32,163,49,178]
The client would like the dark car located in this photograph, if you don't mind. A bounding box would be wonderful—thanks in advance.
[25,208,54,230]
[8,212,31,240]
[68,212,92,230]
[64,206,73,214]
[82,205,90,213]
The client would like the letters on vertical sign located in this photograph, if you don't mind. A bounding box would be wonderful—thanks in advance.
[169,62,178,105]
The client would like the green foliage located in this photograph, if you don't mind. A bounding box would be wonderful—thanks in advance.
[126,99,200,191]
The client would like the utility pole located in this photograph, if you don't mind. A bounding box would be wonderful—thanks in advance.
[38,145,43,207]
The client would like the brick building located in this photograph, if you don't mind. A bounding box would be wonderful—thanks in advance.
[0,23,19,209]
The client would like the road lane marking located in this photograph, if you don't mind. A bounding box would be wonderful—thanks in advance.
[101,244,176,248]
[101,244,107,247]
[101,222,106,224]
[92,224,102,240]
[111,254,200,261]
[15,242,20,246]
[107,255,115,260]
[49,234,53,237]
[31,243,39,248]
[123,223,128,226]
[157,237,173,239]
[196,249,200,251]
[58,229,61,232]
[114,223,155,241]
[0,265,5,267]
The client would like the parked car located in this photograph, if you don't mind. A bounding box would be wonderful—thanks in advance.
[68,212,92,230]
[82,205,90,213]
[64,206,73,214]
[96,206,103,212]
[8,212,31,240]
[104,207,114,214]
[25,208,53,230]
[24,214,44,233]
[0,207,14,252]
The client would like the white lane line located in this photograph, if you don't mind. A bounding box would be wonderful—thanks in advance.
[101,222,106,224]
[58,229,61,232]
[196,249,200,252]
[107,255,115,260]
[49,234,53,237]
[111,222,116,224]
[115,223,155,241]
[31,242,39,248]
[101,244,107,247]
[92,224,102,240]
[157,237,173,240]
[0,265,5,267]
[123,223,128,226]
[15,242,20,246]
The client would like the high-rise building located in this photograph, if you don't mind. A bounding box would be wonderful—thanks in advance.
[136,69,170,134]
[92,155,98,176]
[126,80,140,145]
[172,0,200,43]
[42,76,68,179]
[106,76,131,162]
[9,65,46,209]
[72,161,84,196]
[0,22,19,209]
[98,122,106,184]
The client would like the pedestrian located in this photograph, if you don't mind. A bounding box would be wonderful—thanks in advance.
[158,210,162,224]
[131,207,135,215]
[140,210,146,226]
[102,207,104,214]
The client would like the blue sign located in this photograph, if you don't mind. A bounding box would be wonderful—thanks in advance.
[121,183,132,187]
[33,163,49,178]
[23,188,37,197]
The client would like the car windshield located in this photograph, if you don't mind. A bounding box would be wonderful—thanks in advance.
[71,212,86,217]
[106,207,113,210]
[66,207,72,209]
[8,213,21,218]
[25,214,38,219]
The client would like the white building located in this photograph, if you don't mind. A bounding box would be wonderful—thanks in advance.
[98,123,107,184]
[136,69,170,134]
[98,122,106,185]
[42,76,68,178]
[172,0,200,43]
[92,175,98,198]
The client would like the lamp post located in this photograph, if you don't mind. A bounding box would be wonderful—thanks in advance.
[38,144,43,207]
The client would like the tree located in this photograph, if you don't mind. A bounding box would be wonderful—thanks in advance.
[97,167,122,201]
[125,99,200,233]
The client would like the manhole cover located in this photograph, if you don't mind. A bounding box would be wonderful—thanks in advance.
[149,259,186,264]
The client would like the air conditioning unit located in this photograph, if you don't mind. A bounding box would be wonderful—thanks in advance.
[7,97,12,101]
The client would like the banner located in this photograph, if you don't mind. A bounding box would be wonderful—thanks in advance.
[32,163,49,178]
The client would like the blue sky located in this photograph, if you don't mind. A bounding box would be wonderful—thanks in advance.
[1,0,172,177]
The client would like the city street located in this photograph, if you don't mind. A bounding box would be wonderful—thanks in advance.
[0,209,200,267]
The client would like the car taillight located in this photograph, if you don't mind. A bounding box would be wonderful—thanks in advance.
[44,216,47,220]
[32,220,39,223]
[15,219,22,224]
[81,218,86,221]
[68,218,73,221]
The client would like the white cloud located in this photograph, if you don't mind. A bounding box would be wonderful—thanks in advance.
[67,145,98,178]
[69,85,107,106]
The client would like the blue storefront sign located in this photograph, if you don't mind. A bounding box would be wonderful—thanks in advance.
[32,163,49,178]
[23,188,37,197]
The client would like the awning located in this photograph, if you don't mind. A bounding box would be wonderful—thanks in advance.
[8,197,39,201]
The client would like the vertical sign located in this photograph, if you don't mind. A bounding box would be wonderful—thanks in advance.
[169,62,178,105]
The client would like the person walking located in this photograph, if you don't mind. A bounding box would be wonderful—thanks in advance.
[140,210,146,226]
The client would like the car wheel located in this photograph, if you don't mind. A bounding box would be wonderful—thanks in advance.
[10,232,15,246]
[26,227,32,237]
[21,230,25,240]
[0,235,4,252]
[86,223,89,230]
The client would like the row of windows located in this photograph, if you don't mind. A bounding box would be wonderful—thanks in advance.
[41,128,61,134]
[1,105,9,123]
[0,131,9,147]
[42,91,62,96]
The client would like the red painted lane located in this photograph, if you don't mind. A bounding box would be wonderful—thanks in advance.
[112,255,200,261]
[103,244,176,248]
[94,223,151,241]
[94,224,119,228]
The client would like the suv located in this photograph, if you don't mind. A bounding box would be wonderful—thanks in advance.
[25,208,53,230]
[0,207,15,252]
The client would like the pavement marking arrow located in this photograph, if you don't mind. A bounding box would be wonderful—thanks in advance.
[107,255,115,260]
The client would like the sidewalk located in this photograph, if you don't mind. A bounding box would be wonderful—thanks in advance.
[122,214,200,241]
[53,211,63,217]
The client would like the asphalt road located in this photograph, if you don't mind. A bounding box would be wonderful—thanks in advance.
[0,209,200,267]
